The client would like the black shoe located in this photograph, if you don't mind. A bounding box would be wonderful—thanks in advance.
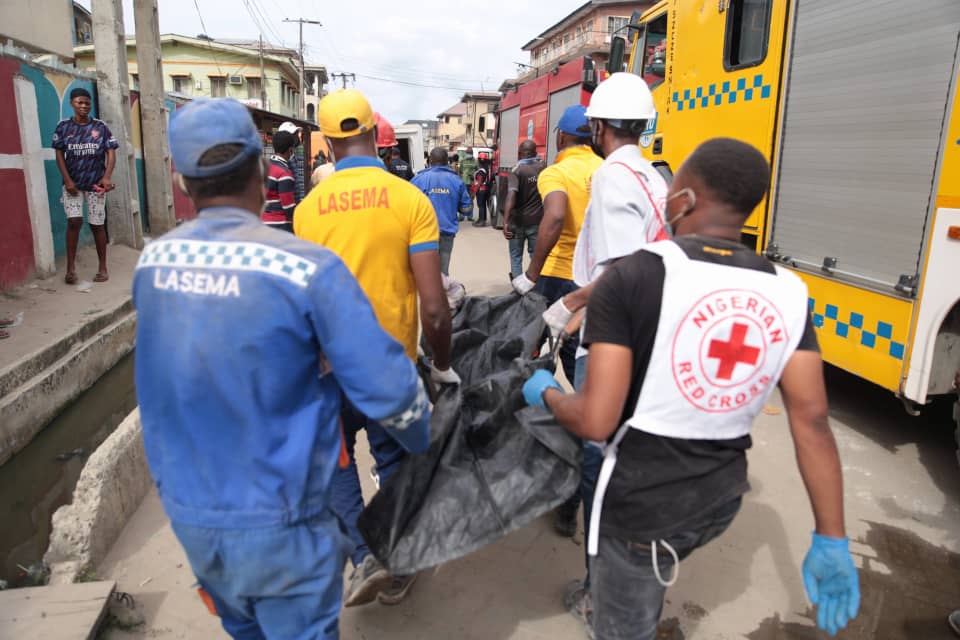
[553,497,579,538]
[343,555,391,607]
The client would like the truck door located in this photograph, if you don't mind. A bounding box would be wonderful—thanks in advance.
[630,11,669,159]
[631,0,787,248]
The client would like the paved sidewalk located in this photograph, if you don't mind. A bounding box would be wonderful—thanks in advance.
[0,243,140,365]
[94,226,960,639]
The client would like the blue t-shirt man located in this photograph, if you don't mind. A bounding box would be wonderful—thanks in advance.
[411,149,471,275]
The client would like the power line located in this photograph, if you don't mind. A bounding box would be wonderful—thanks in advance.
[284,17,322,119]
[191,0,224,76]
[338,57,484,84]
[249,0,287,46]
[355,73,476,92]
[330,72,356,89]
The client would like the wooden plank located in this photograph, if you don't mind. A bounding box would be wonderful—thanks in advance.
[0,580,116,640]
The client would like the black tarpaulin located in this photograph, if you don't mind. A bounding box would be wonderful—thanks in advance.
[357,294,581,575]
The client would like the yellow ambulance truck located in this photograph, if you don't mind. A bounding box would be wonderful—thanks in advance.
[612,0,960,444]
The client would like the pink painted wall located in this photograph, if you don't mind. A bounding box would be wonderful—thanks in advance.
[0,57,36,290]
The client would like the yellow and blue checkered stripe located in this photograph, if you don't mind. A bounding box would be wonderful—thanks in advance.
[809,298,905,360]
[672,74,773,111]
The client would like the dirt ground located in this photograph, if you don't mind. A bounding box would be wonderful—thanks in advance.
[95,224,960,639]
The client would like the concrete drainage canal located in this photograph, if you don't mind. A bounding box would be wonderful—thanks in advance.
[0,352,137,587]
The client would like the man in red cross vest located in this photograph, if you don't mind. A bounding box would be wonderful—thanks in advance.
[523,138,860,640]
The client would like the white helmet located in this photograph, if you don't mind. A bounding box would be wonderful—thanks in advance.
[585,72,656,122]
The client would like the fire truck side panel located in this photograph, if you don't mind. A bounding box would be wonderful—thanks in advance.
[631,0,790,245]
[769,0,960,398]
[769,0,960,292]
[797,272,914,393]
[498,106,521,168]
[547,84,584,164]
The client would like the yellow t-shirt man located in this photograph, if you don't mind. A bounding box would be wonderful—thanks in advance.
[536,145,603,281]
[294,156,439,360]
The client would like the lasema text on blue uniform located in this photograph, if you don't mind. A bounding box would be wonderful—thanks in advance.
[153,269,241,297]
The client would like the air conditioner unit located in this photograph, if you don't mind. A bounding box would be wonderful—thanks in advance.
[228,74,243,85]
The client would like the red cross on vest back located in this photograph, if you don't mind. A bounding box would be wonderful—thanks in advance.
[707,323,761,380]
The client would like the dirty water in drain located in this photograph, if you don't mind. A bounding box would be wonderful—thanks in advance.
[0,352,136,586]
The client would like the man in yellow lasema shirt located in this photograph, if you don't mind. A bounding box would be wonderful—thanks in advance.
[295,89,457,608]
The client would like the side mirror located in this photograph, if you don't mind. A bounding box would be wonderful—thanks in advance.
[582,56,598,92]
[608,36,626,73]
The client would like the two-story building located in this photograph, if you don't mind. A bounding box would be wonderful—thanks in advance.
[520,0,651,81]
[437,102,467,149]
[74,34,312,119]
[436,93,500,151]
[461,92,500,148]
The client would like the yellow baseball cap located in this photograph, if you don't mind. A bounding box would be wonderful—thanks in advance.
[318,89,376,139]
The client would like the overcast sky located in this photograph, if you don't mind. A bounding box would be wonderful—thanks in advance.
[76,0,586,124]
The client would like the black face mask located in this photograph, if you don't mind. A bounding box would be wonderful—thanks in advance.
[590,121,606,159]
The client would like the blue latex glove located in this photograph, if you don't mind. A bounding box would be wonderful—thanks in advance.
[523,369,562,408]
[802,533,860,636]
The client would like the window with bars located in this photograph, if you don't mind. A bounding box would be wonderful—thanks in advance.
[172,76,190,94]
[608,16,629,35]
[210,76,226,97]
[247,77,262,100]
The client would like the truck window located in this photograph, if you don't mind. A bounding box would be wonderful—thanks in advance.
[642,14,667,89]
[724,0,772,69]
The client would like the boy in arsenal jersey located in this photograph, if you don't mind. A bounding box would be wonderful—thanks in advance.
[52,87,118,284]
[523,138,860,639]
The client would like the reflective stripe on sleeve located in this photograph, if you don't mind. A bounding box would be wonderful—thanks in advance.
[380,377,429,431]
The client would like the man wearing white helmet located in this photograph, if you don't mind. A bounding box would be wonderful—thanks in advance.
[539,72,670,635]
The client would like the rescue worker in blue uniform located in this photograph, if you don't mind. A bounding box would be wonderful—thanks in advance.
[132,98,431,640]
[523,139,860,639]
[411,147,473,275]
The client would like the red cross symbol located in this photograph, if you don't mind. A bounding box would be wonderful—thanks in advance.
[707,323,761,380]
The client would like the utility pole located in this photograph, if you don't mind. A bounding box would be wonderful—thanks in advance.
[91,0,143,248]
[258,35,267,109]
[330,72,355,90]
[133,0,176,234]
[283,17,321,119]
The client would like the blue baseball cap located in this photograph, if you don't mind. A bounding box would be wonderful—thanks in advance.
[169,98,262,178]
[556,104,590,136]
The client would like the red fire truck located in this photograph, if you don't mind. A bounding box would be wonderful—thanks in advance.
[492,55,601,227]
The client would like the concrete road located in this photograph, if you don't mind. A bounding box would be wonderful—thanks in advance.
[98,224,960,639]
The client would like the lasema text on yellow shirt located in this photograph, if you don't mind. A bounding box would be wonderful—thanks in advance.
[318,187,390,214]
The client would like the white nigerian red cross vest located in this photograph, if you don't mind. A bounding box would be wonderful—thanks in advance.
[587,240,809,555]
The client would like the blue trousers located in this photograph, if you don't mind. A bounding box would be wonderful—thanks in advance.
[438,233,455,276]
[508,224,539,278]
[172,513,350,640]
[330,396,407,567]
[590,497,742,640]
[532,275,579,383]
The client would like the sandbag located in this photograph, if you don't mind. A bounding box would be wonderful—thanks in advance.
[357,294,581,575]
